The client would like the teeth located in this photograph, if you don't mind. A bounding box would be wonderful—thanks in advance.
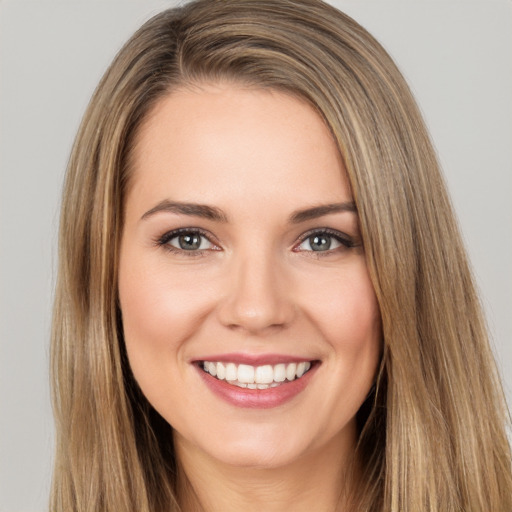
[216,362,226,380]
[274,364,286,382]
[296,362,307,378]
[237,364,255,383]
[207,361,217,377]
[255,365,273,384]
[286,363,297,381]
[225,363,237,381]
[202,360,312,388]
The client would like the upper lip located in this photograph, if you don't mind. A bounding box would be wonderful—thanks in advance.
[192,353,317,366]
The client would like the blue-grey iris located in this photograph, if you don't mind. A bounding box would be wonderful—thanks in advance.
[179,234,202,250]
[309,235,331,251]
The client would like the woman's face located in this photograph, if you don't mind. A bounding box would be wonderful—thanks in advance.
[119,83,381,469]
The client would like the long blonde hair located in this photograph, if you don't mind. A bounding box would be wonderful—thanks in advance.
[51,1,512,510]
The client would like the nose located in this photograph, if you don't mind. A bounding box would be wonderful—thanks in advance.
[216,252,296,335]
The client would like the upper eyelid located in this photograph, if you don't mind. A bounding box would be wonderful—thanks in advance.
[159,227,216,242]
[295,227,353,242]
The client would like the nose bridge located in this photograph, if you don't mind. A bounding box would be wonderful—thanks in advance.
[217,244,294,333]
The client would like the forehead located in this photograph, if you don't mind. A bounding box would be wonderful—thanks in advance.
[127,83,351,214]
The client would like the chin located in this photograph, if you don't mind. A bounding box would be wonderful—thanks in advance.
[183,420,322,470]
[211,440,304,470]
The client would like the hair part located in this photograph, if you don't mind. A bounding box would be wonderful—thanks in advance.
[51,1,512,511]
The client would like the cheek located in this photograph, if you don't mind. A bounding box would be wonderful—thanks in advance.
[299,261,381,416]
[120,253,206,333]
[118,254,213,385]
[315,266,381,414]
[324,282,381,395]
[301,262,381,352]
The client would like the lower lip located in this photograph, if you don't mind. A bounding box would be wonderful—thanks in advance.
[196,364,317,409]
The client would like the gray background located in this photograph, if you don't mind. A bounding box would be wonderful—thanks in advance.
[1,1,510,510]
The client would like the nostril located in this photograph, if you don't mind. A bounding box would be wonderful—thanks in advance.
[215,258,296,334]
[218,298,294,334]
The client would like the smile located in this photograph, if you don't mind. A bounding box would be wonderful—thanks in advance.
[201,361,312,389]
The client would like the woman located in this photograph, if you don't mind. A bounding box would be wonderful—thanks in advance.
[50,1,512,510]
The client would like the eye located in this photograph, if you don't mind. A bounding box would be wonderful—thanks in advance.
[156,228,218,254]
[295,229,355,253]
[169,232,212,251]
[299,234,340,252]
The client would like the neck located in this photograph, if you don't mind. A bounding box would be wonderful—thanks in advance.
[175,429,360,512]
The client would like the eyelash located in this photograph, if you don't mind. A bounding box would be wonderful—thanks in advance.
[155,227,218,257]
[154,227,357,257]
[294,228,356,256]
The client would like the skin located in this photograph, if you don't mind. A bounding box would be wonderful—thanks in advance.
[118,83,381,512]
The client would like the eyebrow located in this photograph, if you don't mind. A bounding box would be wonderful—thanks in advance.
[140,199,356,223]
[141,200,228,222]
[289,202,357,223]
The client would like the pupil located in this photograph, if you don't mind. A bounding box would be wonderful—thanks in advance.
[179,234,201,250]
[310,235,331,251]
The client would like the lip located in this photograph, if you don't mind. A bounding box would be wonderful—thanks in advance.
[194,356,319,409]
